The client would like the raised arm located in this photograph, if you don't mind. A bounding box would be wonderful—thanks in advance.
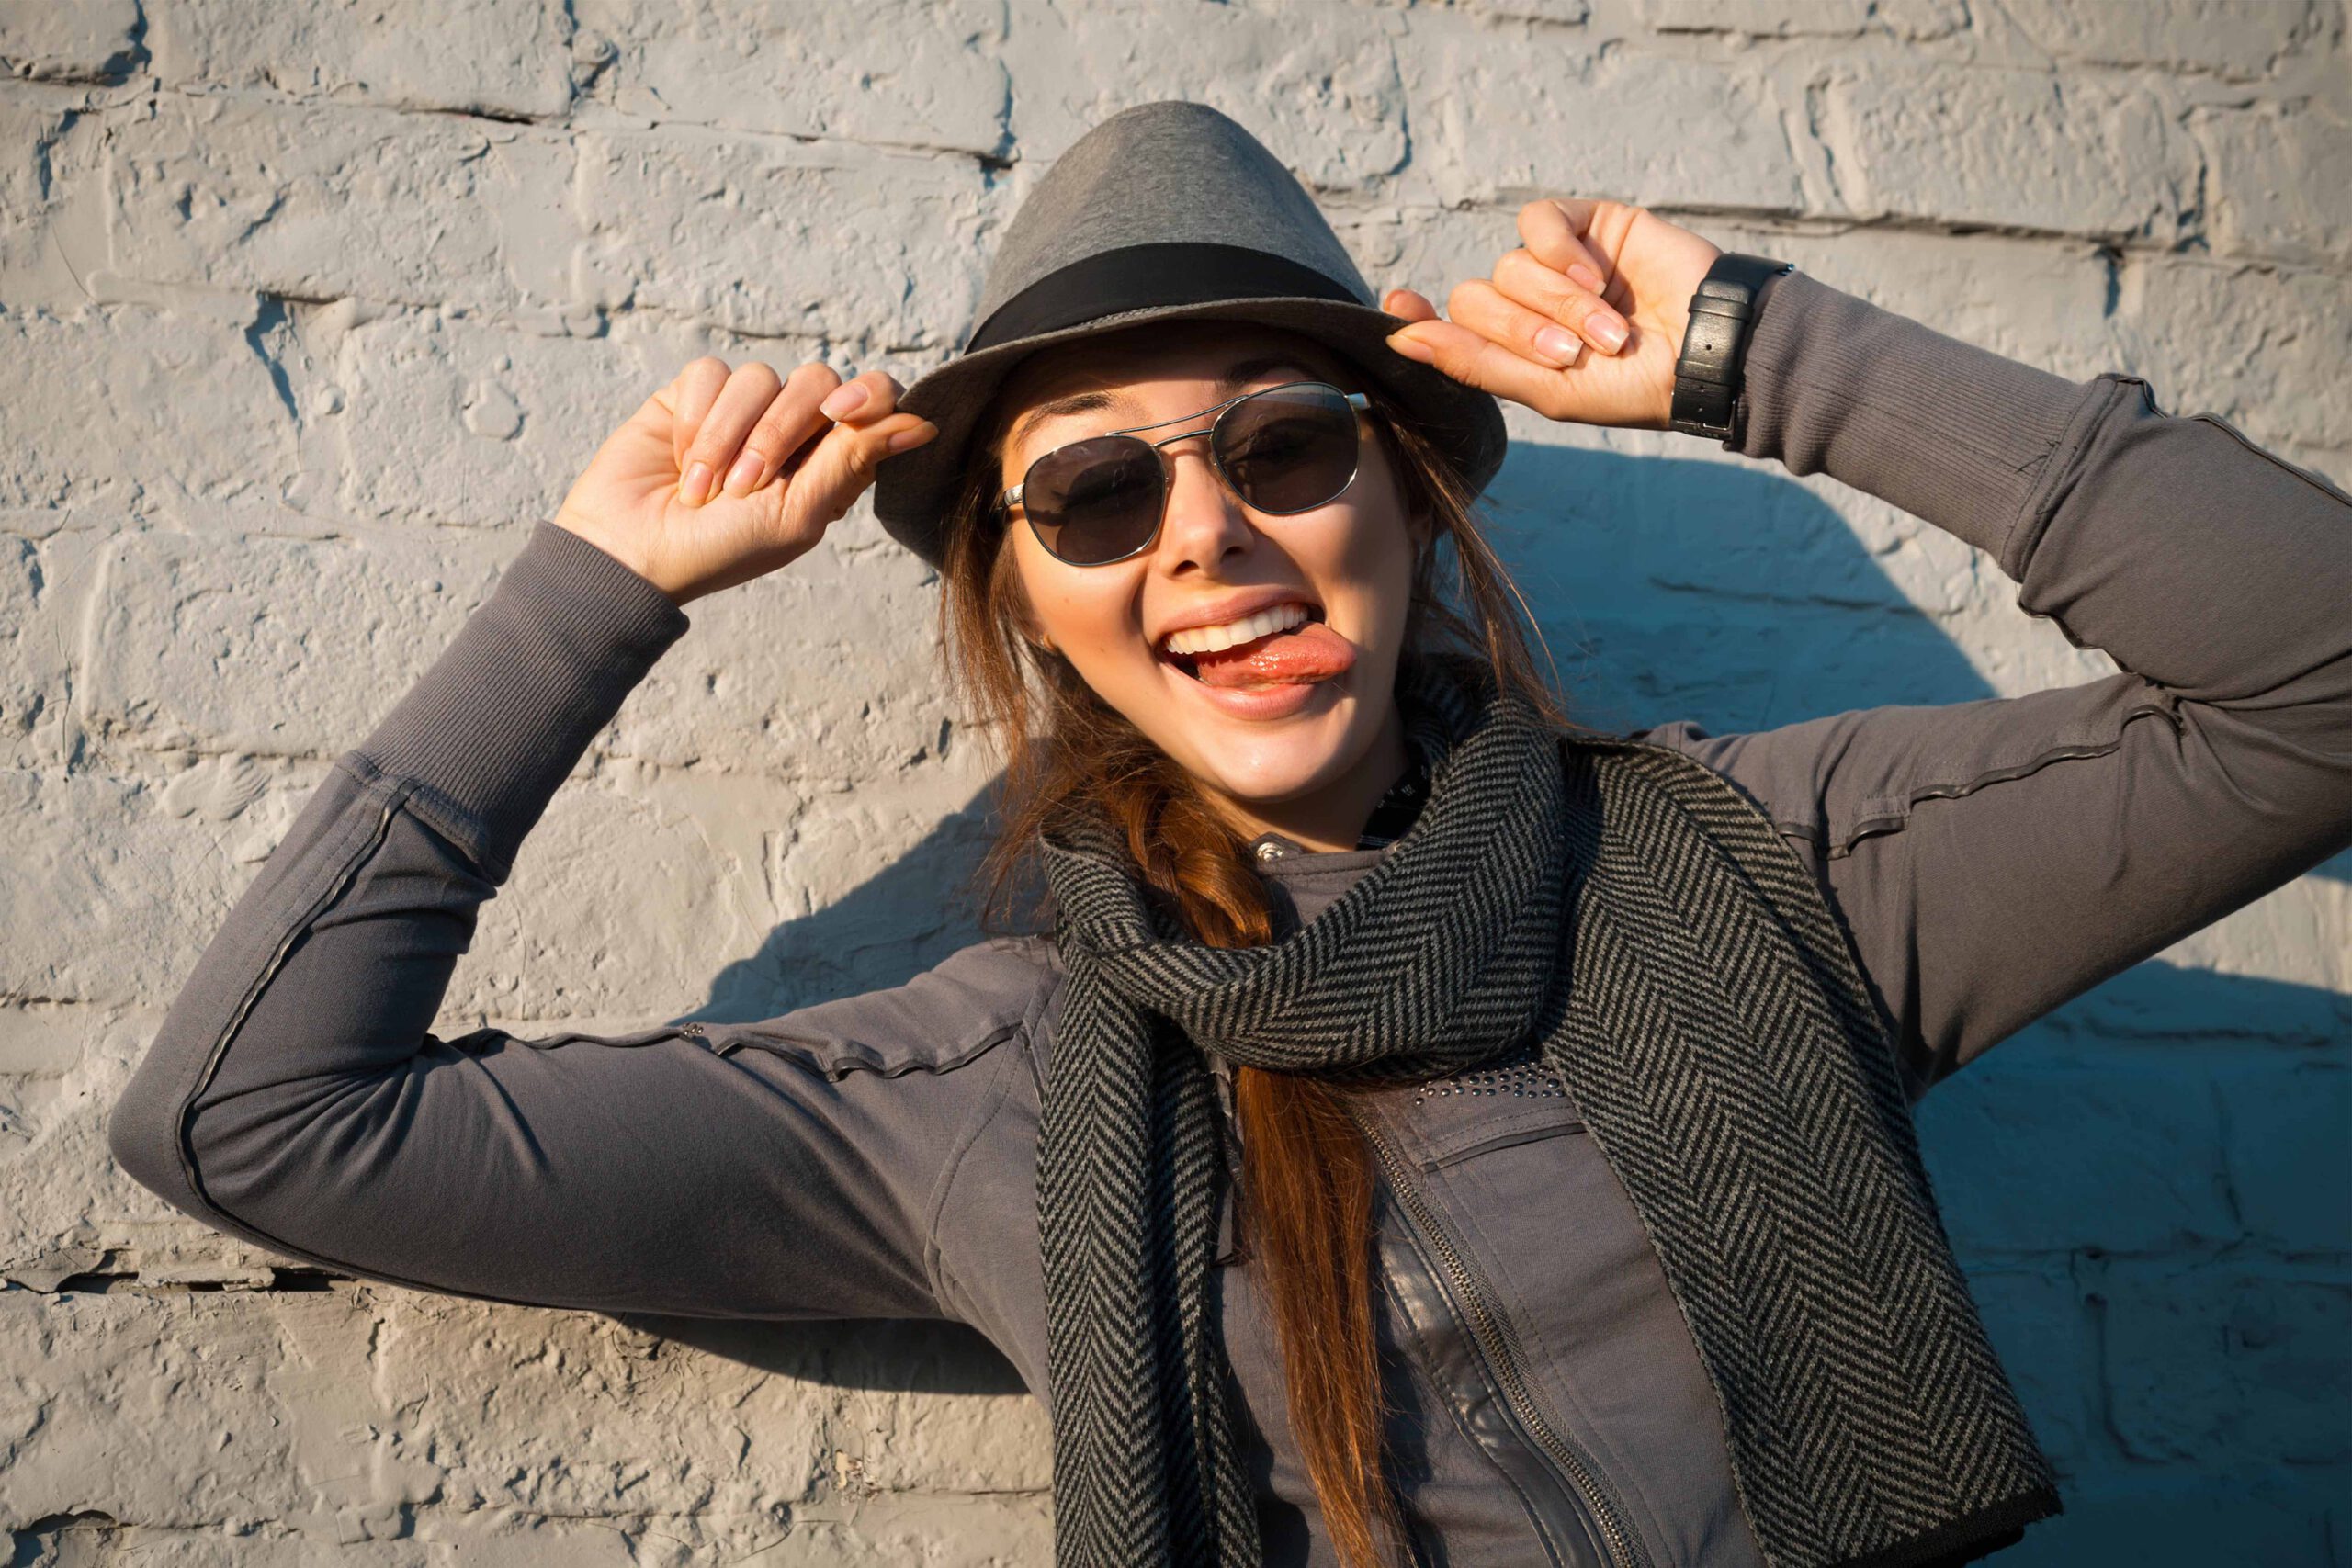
[104,361,999,1319]
[1650,270,2352,1095]
[1383,199,2352,1100]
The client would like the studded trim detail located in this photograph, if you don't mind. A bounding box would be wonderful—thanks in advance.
[1411,1039,1568,1102]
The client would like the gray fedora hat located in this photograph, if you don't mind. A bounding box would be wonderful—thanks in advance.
[871,99,1509,572]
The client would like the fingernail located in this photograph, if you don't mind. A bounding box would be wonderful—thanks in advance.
[888,422,937,454]
[724,453,762,495]
[680,460,713,506]
[1533,325,1582,367]
[1387,333,1435,364]
[820,383,869,420]
[1567,263,1606,294]
[1588,312,1629,354]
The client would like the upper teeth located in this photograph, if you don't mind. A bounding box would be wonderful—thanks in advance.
[1163,603,1313,656]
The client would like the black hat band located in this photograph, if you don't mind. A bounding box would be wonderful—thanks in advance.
[964,242,1363,354]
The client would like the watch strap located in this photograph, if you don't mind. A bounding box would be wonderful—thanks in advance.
[1670,252,1793,443]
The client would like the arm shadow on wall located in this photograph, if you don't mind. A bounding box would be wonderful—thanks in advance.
[615,445,2350,1394]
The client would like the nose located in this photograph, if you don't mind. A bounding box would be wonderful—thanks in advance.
[1153,434,1255,572]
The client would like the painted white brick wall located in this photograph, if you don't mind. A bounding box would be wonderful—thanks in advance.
[3,2,2346,1562]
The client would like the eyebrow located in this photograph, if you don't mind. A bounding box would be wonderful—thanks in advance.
[1006,354,1322,457]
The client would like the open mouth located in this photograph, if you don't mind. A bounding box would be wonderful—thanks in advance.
[1159,605,1329,682]
[1157,606,1363,695]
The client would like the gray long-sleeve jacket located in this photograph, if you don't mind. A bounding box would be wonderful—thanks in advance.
[107,272,2352,1568]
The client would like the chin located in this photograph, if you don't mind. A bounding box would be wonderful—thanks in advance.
[1182,692,1371,803]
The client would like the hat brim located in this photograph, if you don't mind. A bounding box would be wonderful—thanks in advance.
[871,296,1509,573]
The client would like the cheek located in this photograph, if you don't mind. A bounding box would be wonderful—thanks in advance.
[1015,546,1148,665]
[1324,509,1417,635]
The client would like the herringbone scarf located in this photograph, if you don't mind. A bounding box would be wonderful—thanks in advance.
[1037,650,2060,1568]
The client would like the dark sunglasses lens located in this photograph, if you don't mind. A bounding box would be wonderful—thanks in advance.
[1219,385,1360,513]
[1025,435,1165,564]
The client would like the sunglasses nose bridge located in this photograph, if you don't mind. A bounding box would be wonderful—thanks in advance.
[1140,419,1240,510]
[1142,419,1219,462]
[1154,444,1256,567]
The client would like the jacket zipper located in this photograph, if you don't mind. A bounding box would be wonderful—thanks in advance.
[1344,1100,1651,1568]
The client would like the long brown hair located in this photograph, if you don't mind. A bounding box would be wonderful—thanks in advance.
[933,324,1574,1568]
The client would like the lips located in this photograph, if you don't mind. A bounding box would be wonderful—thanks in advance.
[1164,613,1357,690]
[1163,600,1316,658]
[1154,590,1325,655]
[1160,606,1324,677]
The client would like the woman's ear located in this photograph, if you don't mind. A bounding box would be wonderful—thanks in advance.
[1007,591,1057,657]
[993,501,1062,657]
[1407,502,1438,551]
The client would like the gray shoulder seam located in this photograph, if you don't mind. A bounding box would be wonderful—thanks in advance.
[922,943,1055,1314]
[1625,723,1827,850]
[1826,695,2185,859]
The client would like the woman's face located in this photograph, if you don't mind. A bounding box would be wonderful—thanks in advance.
[995,321,1423,846]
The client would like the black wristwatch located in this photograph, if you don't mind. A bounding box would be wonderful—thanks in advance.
[1669,252,1793,445]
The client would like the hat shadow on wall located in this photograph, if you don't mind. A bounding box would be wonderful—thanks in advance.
[614,441,2349,1395]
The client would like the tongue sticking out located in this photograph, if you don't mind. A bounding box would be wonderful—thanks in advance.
[1182,621,1355,689]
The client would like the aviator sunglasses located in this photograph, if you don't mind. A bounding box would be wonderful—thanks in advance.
[997,379,1375,567]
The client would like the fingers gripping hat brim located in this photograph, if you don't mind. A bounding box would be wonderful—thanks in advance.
[869,101,1509,573]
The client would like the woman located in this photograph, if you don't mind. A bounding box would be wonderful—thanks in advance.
[110,101,2350,1568]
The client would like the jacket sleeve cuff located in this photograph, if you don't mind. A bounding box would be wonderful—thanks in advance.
[350,522,690,879]
[1734,269,2100,576]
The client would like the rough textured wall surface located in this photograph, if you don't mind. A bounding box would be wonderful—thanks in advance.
[2,1,2346,1562]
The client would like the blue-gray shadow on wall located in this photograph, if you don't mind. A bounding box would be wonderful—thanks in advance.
[1495,441,2024,728]
[619,446,2349,1546]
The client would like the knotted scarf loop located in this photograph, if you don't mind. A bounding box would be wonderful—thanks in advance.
[1036,649,2059,1568]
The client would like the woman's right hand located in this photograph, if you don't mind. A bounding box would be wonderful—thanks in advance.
[551,357,938,605]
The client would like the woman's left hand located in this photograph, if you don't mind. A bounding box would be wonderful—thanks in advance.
[1383,198,1721,431]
